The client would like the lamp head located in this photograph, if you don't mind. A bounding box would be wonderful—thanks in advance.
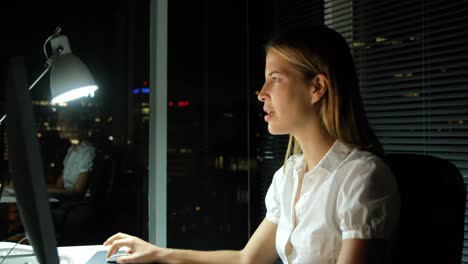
[49,34,98,104]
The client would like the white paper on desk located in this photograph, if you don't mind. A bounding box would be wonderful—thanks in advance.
[0,242,74,264]
[0,241,34,256]
[3,187,15,196]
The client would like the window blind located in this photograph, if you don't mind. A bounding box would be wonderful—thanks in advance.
[325,0,468,262]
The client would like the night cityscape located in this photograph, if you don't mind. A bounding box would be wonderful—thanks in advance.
[0,0,265,249]
[0,0,467,263]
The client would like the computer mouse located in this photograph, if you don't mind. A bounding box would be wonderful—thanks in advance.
[106,252,131,263]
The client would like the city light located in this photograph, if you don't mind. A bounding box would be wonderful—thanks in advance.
[168,100,189,108]
[141,108,150,115]
[376,37,387,42]
[177,100,189,108]
[133,87,150,94]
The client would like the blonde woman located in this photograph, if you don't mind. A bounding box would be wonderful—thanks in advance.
[104,25,400,264]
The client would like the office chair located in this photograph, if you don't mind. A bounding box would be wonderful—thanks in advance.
[58,149,116,245]
[387,153,465,264]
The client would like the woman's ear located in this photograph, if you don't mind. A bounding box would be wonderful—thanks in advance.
[310,73,329,104]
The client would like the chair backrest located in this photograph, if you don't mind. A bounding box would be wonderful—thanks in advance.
[88,149,114,205]
[58,149,115,245]
[387,153,465,264]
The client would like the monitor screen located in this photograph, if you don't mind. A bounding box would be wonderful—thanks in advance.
[5,56,60,263]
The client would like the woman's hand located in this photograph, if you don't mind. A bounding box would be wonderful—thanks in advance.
[104,232,163,263]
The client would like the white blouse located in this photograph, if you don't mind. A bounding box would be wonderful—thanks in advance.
[265,140,400,264]
[62,142,95,191]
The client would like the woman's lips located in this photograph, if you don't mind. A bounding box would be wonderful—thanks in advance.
[264,111,273,122]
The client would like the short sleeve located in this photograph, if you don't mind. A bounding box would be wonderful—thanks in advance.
[265,168,283,224]
[337,157,400,240]
[77,146,95,173]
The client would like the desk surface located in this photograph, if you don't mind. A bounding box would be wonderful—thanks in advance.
[1,189,60,203]
[0,195,60,203]
[0,242,111,263]
[0,188,15,203]
[0,195,17,204]
[59,244,110,263]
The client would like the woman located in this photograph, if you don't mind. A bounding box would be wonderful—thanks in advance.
[48,110,95,199]
[104,25,400,264]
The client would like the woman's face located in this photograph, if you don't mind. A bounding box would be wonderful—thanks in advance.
[258,50,316,135]
[57,111,84,140]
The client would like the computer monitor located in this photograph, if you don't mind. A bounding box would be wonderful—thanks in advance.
[0,173,5,200]
[4,56,60,263]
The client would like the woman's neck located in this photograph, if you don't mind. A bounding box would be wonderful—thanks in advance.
[293,125,335,172]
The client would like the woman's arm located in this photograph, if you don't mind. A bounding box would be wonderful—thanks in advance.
[104,218,279,264]
[337,239,388,264]
[47,174,64,189]
[48,172,89,198]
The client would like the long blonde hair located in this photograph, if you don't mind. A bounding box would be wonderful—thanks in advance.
[265,26,384,165]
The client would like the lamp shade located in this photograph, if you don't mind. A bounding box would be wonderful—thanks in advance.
[50,53,98,104]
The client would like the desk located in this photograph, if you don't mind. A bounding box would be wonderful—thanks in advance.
[1,194,60,203]
[0,195,17,204]
[0,188,16,204]
[59,244,110,263]
[0,242,113,263]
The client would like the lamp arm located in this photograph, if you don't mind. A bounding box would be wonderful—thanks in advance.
[0,47,61,125]
[0,65,50,125]
[28,64,52,91]
[0,114,6,125]
[0,65,51,125]
[1,27,66,125]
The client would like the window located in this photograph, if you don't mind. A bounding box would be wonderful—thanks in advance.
[164,0,251,249]
[1,1,150,245]
[325,0,468,262]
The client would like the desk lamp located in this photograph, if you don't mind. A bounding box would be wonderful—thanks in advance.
[0,26,98,124]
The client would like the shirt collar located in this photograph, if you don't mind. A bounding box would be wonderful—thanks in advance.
[292,140,353,176]
[71,140,94,151]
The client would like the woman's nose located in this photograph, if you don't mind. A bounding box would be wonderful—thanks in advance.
[257,84,267,102]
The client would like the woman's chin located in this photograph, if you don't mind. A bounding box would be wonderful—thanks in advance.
[267,125,287,135]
